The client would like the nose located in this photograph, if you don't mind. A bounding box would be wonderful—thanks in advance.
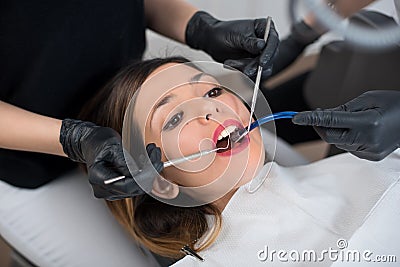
[199,106,220,125]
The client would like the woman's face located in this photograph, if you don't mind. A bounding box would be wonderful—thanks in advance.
[134,63,265,194]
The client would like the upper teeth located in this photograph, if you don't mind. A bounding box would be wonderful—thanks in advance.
[217,125,238,141]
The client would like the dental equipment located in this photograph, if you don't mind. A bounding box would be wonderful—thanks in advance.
[231,111,298,143]
[104,139,231,185]
[105,112,297,185]
[162,139,230,168]
[181,245,205,262]
[243,16,273,143]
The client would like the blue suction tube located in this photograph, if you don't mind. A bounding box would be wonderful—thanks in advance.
[249,111,298,132]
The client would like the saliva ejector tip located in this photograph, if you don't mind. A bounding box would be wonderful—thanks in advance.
[231,111,298,144]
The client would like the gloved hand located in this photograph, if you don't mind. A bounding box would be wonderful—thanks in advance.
[292,90,400,161]
[59,119,163,200]
[185,11,279,79]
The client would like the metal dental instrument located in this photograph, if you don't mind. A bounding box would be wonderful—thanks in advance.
[104,175,127,185]
[104,139,230,185]
[238,16,273,144]
[163,140,229,168]
[105,110,296,185]
[181,245,205,262]
[104,110,296,185]
[230,111,298,143]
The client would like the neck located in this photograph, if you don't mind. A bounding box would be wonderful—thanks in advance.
[212,188,238,211]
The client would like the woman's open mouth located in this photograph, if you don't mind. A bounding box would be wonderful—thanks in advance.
[212,119,250,157]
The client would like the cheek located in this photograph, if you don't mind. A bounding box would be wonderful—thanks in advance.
[161,123,213,161]
[163,167,217,187]
[159,123,220,187]
[222,94,250,123]
[162,138,233,187]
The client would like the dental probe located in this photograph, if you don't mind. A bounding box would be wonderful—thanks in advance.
[230,111,298,143]
[163,147,219,168]
[104,140,230,185]
[241,16,273,143]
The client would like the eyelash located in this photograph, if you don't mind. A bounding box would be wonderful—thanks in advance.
[205,86,223,98]
[162,87,223,131]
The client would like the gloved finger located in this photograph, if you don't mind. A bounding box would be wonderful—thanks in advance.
[224,58,248,71]
[237,36,266,55]
[93,143,132,175]
[91,182,136,200]
[129,161,162,193]
[113,155,133,177]
[315,127,368,153]
[91,184,113,199]
[259,23,280,67]
[335,143,364,153]
[329,91,381,113]
[243,58,259,77]
[87,150,137,192]
[292,110,373,128]
[146,143,162,163]
[241,57,274,79]
[317,126,370,150]
[337,91,379,112]
[153,161,164,174]
[89,161,132,186]
[313,126,346,145]
[261,65,273,80]
[107,175,146,196]
[254,18,267,38]
[146,143,164,173]
[224,57,273,81]
[351,149,392,162]
[224,58,257,78]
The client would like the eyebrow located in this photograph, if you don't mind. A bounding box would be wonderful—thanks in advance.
[150,94,175,129]
[155,94,175,110]
[154,72,204,111]
[149,72,213,129]
[190,72,205,83]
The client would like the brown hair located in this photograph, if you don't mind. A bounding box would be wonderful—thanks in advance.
[80,57,222,259]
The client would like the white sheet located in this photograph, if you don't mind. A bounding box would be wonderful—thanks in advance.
[172,150,400,266]
[0,171,159,267]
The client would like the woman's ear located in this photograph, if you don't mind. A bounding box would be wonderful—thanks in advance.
[151,176,179,199]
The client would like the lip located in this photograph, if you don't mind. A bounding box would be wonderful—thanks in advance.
[212,119,250,157]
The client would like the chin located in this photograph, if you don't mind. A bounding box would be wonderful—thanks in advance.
[236,147,265,188]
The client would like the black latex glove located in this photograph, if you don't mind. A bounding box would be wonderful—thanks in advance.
[292,90,400,161]
[60,119,163,200]
[185,11,279,79]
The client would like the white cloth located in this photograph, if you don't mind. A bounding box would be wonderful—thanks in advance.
[0,170,159,267]
[172,150,400,266]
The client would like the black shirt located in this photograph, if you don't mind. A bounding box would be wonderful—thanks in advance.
[0,0,146,188]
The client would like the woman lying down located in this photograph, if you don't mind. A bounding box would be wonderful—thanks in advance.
[81,57,400,266]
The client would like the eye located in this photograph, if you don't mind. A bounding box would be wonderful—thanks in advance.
[205,87,223,98]
[162,111,183,131]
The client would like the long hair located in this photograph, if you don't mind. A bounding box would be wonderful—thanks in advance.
[80,57,222,259]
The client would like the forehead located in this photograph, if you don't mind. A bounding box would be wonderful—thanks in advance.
[134,63,199,128]
[133,63,216,130]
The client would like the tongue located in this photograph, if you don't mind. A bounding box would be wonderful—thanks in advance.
[216,136,231,153]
